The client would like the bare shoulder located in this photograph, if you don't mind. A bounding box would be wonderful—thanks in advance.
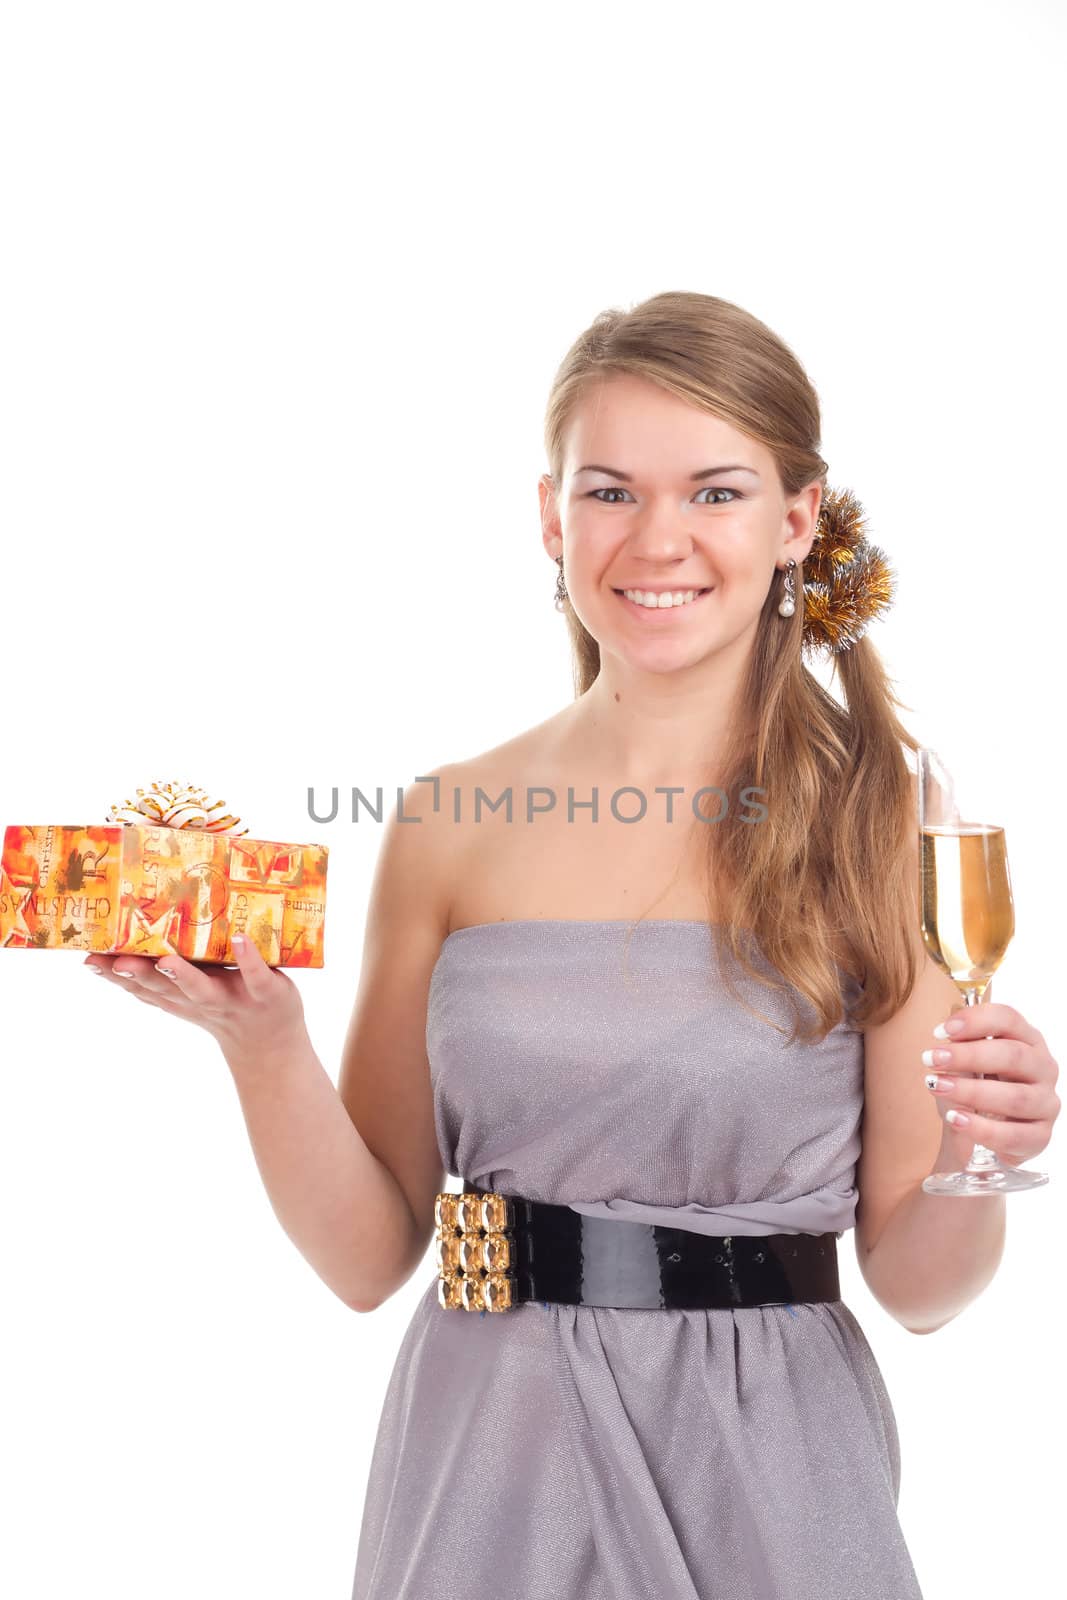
[357,761,470,945]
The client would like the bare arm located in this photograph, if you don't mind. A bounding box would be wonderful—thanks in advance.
[854,804,1007,1333]
[226,768,454,1311]
[223,1028,424,1313]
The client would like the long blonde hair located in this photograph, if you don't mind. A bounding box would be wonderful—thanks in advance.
[543,291,921,1044]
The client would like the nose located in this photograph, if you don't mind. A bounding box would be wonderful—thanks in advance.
[625,505,694,563]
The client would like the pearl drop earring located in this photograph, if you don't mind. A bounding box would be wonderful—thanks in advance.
[778,558,797,618]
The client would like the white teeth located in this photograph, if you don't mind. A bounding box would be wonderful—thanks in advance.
[621,588,705,609]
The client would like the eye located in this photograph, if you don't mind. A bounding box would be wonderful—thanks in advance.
[695,487,740,505]
[587,486,740,505]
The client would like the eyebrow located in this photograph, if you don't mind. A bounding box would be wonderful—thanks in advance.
[575,463,761,482]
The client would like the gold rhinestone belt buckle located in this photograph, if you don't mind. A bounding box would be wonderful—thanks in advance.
[434,1189,518,1312]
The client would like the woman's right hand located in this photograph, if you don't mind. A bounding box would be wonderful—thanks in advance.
[84,935,311,1068]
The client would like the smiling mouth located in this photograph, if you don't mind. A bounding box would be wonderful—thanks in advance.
[612,587,714,613]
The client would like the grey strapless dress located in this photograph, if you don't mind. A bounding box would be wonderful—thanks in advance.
[350,920,924,1600]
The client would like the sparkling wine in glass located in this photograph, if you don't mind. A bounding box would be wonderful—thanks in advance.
[918,747,1049,1195]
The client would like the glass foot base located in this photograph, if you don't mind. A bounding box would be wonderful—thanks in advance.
[922,1165,1049,1195]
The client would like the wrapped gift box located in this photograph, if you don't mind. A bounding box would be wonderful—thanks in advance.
[0,821,328,968]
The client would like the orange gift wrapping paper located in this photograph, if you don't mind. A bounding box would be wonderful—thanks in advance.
[0,822,328,968]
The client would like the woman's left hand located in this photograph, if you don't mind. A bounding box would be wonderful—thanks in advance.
[923,1001,1061,1166]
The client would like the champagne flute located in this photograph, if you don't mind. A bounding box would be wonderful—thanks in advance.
[917,747,1049,1195]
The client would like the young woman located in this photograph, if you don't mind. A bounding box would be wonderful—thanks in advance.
[86,292,1060,1599]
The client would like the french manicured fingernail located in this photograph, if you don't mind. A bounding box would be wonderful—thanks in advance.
[924,1074,955,1092]
[232,934,244,946]
[946,1108,971,1126]
[922,1048,953,1068]
[156,966,178,980]
[934,1017,966,1038]
[114,969,134,978]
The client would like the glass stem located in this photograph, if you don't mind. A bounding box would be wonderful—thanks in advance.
[960,984,1000,1173]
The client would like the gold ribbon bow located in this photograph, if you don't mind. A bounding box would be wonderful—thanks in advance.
[105,779,249,837]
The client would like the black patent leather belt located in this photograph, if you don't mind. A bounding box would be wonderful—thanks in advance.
[434,1186,840,1313]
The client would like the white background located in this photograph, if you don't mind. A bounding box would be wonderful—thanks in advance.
[1,2,1063,1595]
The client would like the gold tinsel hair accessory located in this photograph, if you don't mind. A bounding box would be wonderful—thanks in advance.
[785,485,896,660]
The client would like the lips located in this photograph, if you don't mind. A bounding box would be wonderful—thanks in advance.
[612,587,713,598]
[613,587,714,617]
